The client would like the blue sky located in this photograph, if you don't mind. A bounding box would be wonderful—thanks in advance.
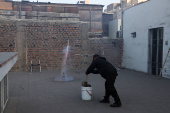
[29,0,120,10]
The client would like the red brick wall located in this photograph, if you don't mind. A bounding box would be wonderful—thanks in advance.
[25,23,83,71]
[0,24,16,52]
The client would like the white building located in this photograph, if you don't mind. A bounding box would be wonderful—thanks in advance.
[123,0,170,78]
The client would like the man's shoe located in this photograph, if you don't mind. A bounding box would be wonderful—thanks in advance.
[110,102,122,107]
[99,99,110,103]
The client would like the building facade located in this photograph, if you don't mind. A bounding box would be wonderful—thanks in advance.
[106,0,148,19]
[0,0,103,35]
[123,0,170,78]
[109,19,121,39]
[107,0,148,38]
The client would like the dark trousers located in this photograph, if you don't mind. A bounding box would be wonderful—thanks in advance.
[104,75,121,103]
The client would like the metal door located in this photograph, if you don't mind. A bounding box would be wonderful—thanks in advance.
[148,27,163,75]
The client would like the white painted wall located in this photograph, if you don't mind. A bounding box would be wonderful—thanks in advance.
[0,55,18,81]
[138,0,148,3]
[123,0,170,78]
[109,19,121,38]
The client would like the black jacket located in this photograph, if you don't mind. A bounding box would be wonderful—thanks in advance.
[86,57,118,79]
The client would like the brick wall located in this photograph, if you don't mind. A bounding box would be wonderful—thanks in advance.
[0,20,88,71]
[0,20,123,71]
[81,38,123,68]
[0,24,16,52]
[89,39,123,67]
[25,22,85,71]
[0,22,20,70]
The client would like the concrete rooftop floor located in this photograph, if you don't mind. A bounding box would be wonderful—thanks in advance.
[4,69,170,113]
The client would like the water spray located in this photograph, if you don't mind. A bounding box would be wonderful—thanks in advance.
[55,40,74,81]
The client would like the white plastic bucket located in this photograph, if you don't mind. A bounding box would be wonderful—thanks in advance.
[81,86,92,100]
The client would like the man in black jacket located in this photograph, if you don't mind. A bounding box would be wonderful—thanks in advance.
[86,54,121,107]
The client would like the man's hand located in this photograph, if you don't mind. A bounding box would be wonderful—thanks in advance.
[86,74,88,82]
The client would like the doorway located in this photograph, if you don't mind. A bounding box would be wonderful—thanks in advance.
[148,27,163,76]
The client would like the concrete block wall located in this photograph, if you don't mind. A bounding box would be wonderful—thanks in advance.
[0,10,80,21]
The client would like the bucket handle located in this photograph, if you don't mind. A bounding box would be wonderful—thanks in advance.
[86,90,92,96]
